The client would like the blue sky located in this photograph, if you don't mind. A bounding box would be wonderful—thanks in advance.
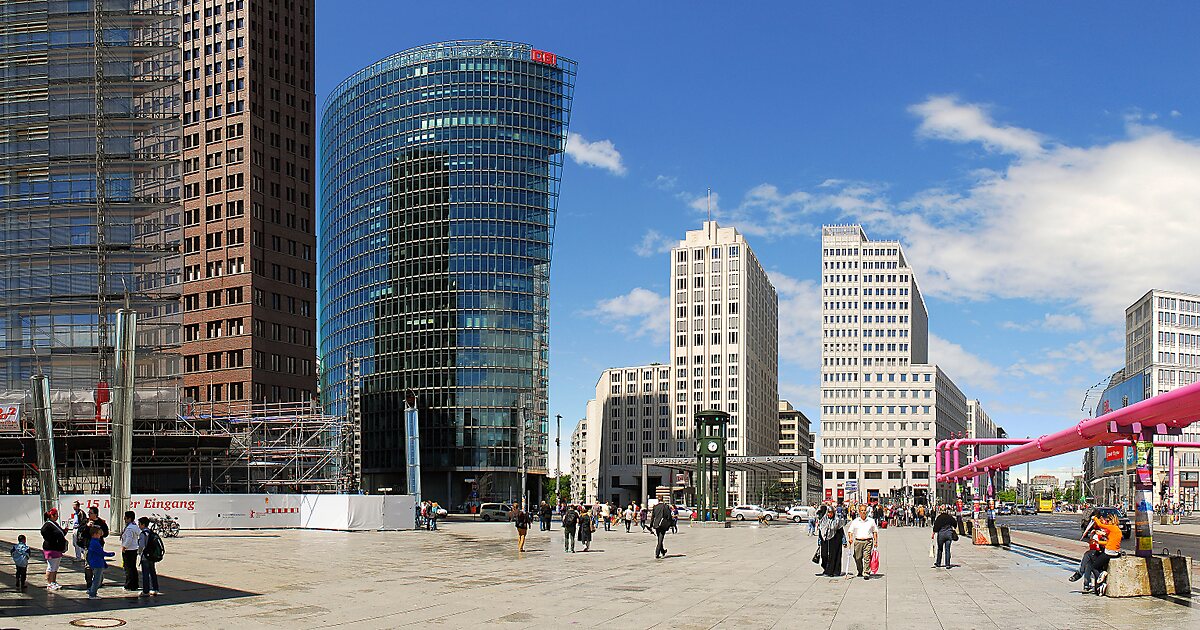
[316,2,1200,483]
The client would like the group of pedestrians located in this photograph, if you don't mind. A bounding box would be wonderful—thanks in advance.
[507,499,679,558]
[24,502,164,599]
[415,500,442,530]
[814,501,881,579]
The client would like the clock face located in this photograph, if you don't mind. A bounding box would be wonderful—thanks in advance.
[707,441,719,453]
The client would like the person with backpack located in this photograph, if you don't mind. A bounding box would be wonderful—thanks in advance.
[512,502,531,552]
[576,506,594,552]
[137,517,163,596]
[561,503,578,552]
[10,534,30,589]
[39,508,68,591]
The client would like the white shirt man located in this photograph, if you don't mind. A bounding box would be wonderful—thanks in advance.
[846,505,879,579]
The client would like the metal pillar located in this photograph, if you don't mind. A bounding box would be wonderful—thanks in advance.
[31,374,58,517]
[518,393,527,510]
[641,461,648,507]
[109,309,136,525]
[555,414,562,503]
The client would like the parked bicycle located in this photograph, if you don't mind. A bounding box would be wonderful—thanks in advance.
[148,513,181,538]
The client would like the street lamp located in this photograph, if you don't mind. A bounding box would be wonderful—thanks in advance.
[555,414,562,505]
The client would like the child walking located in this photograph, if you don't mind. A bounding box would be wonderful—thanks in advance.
[86,526,115,599]
[10,535,30,589]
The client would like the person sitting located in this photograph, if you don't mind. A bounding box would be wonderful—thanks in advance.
[1068,509,1107,592]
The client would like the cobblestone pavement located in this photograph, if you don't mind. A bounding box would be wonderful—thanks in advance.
[2,520,1199,629]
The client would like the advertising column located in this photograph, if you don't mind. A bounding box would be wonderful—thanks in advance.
[404,391,421,505]
[1133,438,1154,558]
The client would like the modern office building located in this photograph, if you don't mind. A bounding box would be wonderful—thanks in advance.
[966,399,1008,492]
[569,417,588,503]
[178,0,317,412]
[582,364,674,506]
[320,41,576,505]
[0,0,182,399]
[819,225,970,505]
[778,401,822,504]
[1030,474,1059,495]
[670,221,779,505]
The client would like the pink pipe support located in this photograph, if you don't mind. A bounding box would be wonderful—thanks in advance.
[936,438,1033,475]
[939,380,1200,481]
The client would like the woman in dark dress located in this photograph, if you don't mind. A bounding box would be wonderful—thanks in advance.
[576,506,593,551]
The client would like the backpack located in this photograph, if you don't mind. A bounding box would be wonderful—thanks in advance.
[563,510,578,528]
[143,530,165,563]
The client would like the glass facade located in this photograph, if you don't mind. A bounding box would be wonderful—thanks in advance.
[0,1,182,407]
[320,40,575,504]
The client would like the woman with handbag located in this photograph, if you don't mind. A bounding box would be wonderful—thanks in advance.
[931,505,958,569]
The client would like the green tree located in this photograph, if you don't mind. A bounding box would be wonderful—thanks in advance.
[544,474,571,504]
[996,489,1017,503]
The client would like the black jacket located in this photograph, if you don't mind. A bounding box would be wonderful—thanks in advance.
[932,513,957,533]
[650,503,673,530]
[41,520,67,552]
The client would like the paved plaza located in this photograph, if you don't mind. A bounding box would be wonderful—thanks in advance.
[2,520,1199,629]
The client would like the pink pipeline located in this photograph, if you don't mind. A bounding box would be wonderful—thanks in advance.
[938,380,1200,482]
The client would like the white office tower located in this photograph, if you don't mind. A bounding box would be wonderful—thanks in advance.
[586,364,675,506]
[1125,290,1200,504]
[967,400,1007,491]
[669,222,779,506]
[569,417,590,503]
[819,225,969,505]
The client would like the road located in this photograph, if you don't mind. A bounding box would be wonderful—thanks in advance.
[1000,512,1200,559]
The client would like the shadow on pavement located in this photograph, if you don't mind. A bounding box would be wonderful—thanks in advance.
[0,538,257,620]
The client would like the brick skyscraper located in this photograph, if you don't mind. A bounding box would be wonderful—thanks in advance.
[180,0,317,410]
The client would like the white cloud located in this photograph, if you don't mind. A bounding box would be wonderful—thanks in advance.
[651,175,678,190]
[928,333,1001,391]
[585,288,668,343]
[861,102,1200,324]
[1001,312,1087,333]
[681,181,885,240]
[768,271,822,369]
[909,95,1045,157]
[633,229,674,257]
[565,132,626,175]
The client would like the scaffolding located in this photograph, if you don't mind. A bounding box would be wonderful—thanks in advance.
[0,395,354,495]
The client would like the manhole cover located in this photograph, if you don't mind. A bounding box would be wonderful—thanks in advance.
[70,619,126,628]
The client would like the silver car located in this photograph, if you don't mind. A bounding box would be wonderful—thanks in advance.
[731,505,777,521]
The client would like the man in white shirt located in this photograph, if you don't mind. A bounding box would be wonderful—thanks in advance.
[845,503,879,579]
[119,511,141,591]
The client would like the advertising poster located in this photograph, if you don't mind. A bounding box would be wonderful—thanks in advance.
[1133,440,1155,556]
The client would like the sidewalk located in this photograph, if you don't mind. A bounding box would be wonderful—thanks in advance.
[1,523,1197,628]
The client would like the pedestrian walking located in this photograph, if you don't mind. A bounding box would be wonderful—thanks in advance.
[639,505,650,532]
[651,501,673,559]
[512,502,531,552]
[137,517,163,596]
[577,506,594,551]
[816,505,846,577]
[429,502,440,530]
[562,504,578,553]
[120,511,140,591]
[846,504,879,579]
[600,502,611,531]
[69,501,87,563]
[10,534,30,589]
[539,501,551,532]
[85,526,114,599]
[932,506,957,569]
[39,508,67,591]
[669,505,678,534]
[623,505,634,532]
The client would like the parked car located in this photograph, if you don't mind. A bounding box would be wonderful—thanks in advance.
[478,502,512,522]
[786,506,816,523]
[675,506,695,519]
[1015,504,1037,515]
[730,505,776,521]
[1081,507,1132,540]
[996,504,1013,516]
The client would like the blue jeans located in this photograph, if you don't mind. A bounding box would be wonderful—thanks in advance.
[141,559,159,593]
[88,566,105,597]
[936,529,954,567]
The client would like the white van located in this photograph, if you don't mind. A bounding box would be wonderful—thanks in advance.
[478,502,512,522]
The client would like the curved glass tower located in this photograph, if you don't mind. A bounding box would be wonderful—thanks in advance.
[321,41,575,504]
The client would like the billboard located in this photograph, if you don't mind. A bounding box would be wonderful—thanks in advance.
[1096,373,1146,473]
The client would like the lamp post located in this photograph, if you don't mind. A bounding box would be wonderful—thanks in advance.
[555,414,562,505]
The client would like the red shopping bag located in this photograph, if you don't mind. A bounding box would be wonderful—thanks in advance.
[869,548,880,574]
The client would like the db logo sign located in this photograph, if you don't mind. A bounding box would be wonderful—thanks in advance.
[531,49,557,66]
[0,404,19,432]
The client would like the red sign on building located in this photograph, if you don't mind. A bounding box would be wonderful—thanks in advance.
[824,488,832,500]
[1105,446,1125,461]
[531,49,557,66]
